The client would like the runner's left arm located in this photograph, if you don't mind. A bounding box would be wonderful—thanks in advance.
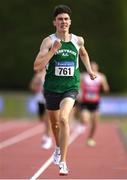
[78,37,96,80]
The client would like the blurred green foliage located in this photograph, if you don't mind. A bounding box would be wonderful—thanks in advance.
[0,0,127,92]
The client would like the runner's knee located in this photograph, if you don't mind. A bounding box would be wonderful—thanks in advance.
[51,121,59,129]
[59,115,69,126]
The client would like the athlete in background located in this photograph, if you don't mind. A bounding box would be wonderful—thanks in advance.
[78,61,110,147]
[30,70,53,149]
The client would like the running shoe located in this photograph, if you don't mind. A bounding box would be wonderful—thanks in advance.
[86,138,96,147]
[59,161,68,176]
[41,136,53,149]
[52,147,61,165]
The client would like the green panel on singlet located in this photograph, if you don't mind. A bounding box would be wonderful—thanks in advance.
[44,41,80,93]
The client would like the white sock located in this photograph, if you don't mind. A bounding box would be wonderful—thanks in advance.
[56,146,60,154]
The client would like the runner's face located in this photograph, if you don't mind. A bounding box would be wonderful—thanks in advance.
[53,13,71,33]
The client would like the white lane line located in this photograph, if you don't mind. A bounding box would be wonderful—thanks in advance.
[0,121,20,132]
[0,125,42,149]
[0,119,35,133]
[30,127,83,180]
[0,121,33,133]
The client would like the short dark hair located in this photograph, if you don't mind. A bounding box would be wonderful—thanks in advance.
[53,5,71,18]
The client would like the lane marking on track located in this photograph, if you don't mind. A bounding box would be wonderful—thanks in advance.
[0,125,42,149]
[0,119,36,133]
[0,122,34,133]
[113,166,127,170]
[0,121,21,132]
[30,126,83,180]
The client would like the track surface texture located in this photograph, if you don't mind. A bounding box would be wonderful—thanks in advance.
[0,119,127,179]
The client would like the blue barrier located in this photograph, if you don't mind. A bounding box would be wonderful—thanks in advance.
[27,96,127,116]
[26,96,38,114]
[0,97,4,112]
[100,96,127,116]
[0,95,127,116]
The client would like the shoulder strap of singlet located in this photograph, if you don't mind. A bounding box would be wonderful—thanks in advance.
[71,34,80,51]
[49,34,58,45]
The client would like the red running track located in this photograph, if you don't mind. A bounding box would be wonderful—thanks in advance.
[0,119,127,179]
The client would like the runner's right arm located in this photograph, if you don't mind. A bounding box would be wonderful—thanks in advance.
[34,37,61,72]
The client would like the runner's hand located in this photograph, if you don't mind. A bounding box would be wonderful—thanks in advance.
[89,72,97,80]
[52,40,62,52]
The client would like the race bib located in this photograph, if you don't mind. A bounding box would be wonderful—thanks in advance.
[86,92,98,100]
[55,61,74,76]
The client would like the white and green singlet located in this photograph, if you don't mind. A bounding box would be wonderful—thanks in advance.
[44,34,80,93]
